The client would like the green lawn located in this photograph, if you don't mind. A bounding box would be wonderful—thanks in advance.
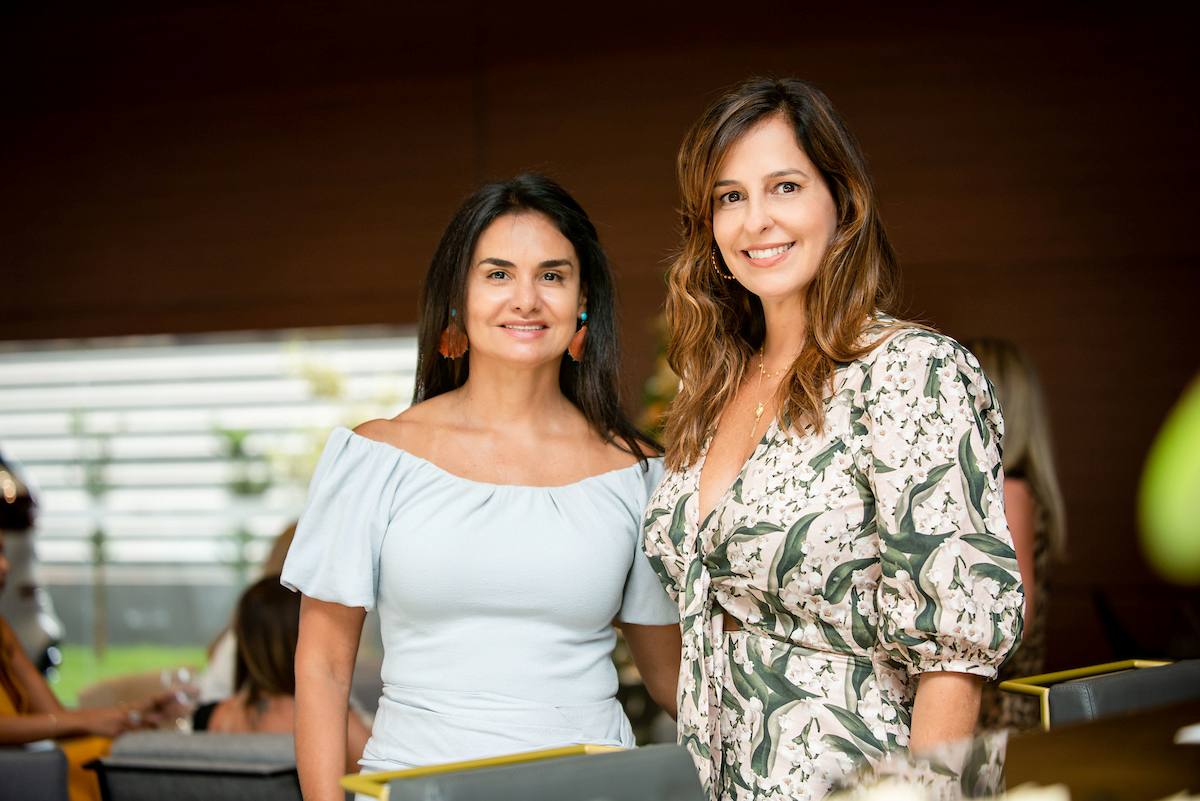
[51,645,208,707]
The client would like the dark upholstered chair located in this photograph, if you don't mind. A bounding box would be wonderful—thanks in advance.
[1001,658,1200,730]
[1047,659,1200,728]
[377,745,704,801]
[89,732,300,801]
[0,742,69,801]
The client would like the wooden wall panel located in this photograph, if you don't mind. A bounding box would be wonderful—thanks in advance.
[2,6,1197,668]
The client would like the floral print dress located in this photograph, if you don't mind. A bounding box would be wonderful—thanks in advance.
[643,327,1024,801]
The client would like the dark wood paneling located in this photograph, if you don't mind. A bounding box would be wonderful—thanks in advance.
[2,6,1197,668]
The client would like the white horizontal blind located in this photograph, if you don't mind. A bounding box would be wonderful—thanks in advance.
[0,328,417,583]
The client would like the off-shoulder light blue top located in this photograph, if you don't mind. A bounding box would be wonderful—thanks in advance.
[281,427,677,770]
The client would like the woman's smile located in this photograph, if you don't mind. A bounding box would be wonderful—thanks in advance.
[742,241,795,267]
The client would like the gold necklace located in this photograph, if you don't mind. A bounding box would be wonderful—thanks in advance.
[749,349,787,441]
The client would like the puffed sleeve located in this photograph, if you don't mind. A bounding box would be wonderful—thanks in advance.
[281,427,407,610]
[619,459,680,624]
[863,331,1024,678]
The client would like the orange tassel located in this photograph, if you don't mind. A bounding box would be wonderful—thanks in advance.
[438,325,468,359]
[567,324,587,362]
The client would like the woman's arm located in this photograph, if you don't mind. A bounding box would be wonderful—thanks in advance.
[907,671,983,754]
[1004,478,1038,620]
[295,595,366,801]
[0,619,132,743]
[616,622,681,719]
[345,708,372,774]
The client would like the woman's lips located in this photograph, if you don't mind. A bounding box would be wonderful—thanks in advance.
[741,242,794,268]
[499,323,549,340]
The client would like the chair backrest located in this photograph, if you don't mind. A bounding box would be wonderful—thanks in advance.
[1048,659,1200,727]
[91,732,300,801]
[0,742,69,801]
[383,745,704,801]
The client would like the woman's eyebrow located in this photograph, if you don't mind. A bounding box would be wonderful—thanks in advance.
[714,168,810,188]
[476,257,575,268]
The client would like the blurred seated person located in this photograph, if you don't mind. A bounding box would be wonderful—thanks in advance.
[0,452,65,674]
[0,530,166,801]
[193,576,369,773]
[196,523,297,703]
[963,337,1067,731]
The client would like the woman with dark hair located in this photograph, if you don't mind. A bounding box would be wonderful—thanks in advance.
[193,576,370,773]
[283,174,681,800]
[643,78,1024,799]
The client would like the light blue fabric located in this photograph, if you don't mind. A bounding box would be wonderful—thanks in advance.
[281,427,677,770]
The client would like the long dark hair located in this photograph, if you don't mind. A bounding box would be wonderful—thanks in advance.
[233,575,300,708]
[414,173,655,466]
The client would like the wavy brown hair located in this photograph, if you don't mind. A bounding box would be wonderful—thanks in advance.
[664,77,915,470]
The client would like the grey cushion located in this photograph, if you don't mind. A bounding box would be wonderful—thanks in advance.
[92,732,300,801]
[1048,659,1200,728]
[383,745,704,801]
[0,742,69,801]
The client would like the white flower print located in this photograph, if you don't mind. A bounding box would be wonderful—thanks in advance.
[642,323,1023,801]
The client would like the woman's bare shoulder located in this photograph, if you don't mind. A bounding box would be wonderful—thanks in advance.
[353,394,458,453]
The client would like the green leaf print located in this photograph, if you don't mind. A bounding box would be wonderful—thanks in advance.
[923,357,942,399]
[961,532,1017,562]
[957,431,988,523]
[882,527,951,557]
[733,649,820,704]
[897,462,956,536]
[823,558,876,604]
[682,731,710,760]
[773,512,822,587]
[808,439,847,477]
[731,522,785,540]
[849,589,877,650]
[849,657,874,707]
[822,733,870,764]
[667,493,692,548]
[817,618,852,652]
[855,469,877,525]
[644,506,670,527]
[754,699,806,778]
[851,409,869,438]
[824,703,885,757]
[731,476,744,504]
[969,562,1019,589]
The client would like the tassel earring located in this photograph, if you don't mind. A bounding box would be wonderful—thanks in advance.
[438,308,469,359]
[568,311,588,362]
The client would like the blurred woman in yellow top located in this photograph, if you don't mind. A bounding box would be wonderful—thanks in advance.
[0,530,171,801]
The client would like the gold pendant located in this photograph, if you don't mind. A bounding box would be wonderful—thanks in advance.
[754,402,764,419]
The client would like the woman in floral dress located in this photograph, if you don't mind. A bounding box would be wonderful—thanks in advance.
[642,78,1024,800]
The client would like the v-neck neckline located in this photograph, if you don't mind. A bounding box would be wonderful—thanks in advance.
[693,416,779,531]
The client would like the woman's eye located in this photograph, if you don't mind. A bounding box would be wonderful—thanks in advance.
[542,272,562,282]
[488,270,508,280]
[718,190,743,205]
[777,181,799,193]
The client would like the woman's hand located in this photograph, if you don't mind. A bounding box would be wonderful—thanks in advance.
[63,707,135,738]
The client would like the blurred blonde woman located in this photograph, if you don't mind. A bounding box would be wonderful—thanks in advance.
[963,337,1066,731]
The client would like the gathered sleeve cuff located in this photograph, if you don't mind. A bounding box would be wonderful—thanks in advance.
[280,427,407,611]
[861,332,1025,679]
[619,459,680,625]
